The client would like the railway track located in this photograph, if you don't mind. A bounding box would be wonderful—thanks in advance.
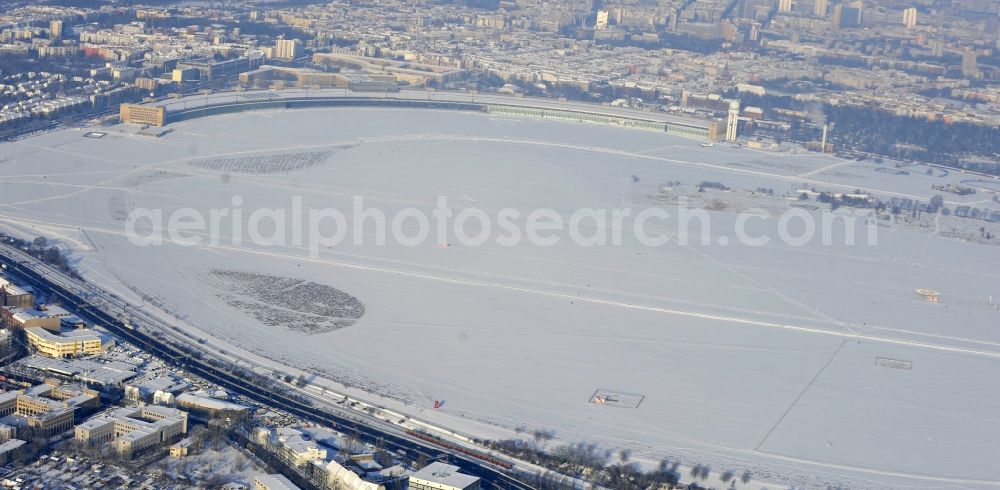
[0,245,539,490]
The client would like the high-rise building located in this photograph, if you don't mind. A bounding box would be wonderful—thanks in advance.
[849,0,865,24]
[962,49,979,78]
[721,19,739,42]
[834,2,863,28]
[739,0,773,19]
[749,22,762,42]
[931,41,944,57]
[49,20,63,38]
[903,7,917,29]
[814,0,829,17]
[779,0,793,13]
[595,10,609,28]
[273,39,303,60]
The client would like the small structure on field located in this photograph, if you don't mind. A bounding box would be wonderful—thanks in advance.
[915,288,940,303]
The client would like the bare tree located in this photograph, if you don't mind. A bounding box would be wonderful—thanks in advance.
[720,470,734,483]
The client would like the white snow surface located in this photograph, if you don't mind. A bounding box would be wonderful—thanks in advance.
[1,107,999,489]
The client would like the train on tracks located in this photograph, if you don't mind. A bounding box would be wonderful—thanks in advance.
[406,430,513,470]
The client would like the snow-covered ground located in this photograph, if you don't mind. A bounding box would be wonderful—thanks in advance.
[2,107,999,489]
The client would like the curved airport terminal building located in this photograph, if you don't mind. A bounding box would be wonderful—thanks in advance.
[120,89,727,142]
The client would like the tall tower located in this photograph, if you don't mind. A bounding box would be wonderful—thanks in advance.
[779,0,793,13]
[726,101,740,143]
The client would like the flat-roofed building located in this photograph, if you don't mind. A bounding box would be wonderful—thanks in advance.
[0,438,25,465]
[26,380,100,412]
[75,404,188,457]
[254,426,326,467]
[9,355,138,387]
[175,392,248,422]
[0,278,33,309]
[120,103,166,126]
[25,326,111,358]
[0,381,94,438]
[170,436,195,457]
[1,304,70,331]
[0,329,12,353]
[239,65,344,89]
[175,55,264,82]
[408,462,480,490]
[135,77,159,92]
[172,67,200,82]
[124,376,188,404]
[253,474,302,490]
[272,39,303,60]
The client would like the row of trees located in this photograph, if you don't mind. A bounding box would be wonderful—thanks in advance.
[733,91,1000,174]
[483,434,753,489]
[2,235,80,278]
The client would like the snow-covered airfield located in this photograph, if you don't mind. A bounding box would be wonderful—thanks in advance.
[2,101,999,489]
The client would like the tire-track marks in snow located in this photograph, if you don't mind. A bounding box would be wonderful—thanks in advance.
[680,242,854,332]
[3,132,971,210]
[0,209,851,330]
[210,243,1000,360]
[3,211,1000,360]
[752,448,1000,487]
[751,340,847,451]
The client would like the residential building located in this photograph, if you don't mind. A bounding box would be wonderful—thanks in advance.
[253,474,302,490]
[814,0,828,17]
[313,458,385,490]
[254,426,329,467]
[273,39,303,60]
[962,49,979,78]
[169,437,195,457]
[49,20,63,39]
[903,7,917,28]
[0,439,25,465]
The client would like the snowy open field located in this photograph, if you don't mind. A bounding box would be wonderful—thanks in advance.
[2,107,1000,489]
